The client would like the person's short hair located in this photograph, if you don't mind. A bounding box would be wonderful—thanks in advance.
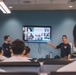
[4,35,10,41]
[62,35,67,39]
[25,46,30,55]
[73,25,76,47]
[11,39,25,55]
[0,47,2,54]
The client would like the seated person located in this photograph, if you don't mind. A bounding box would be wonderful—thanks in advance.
[0,47,7,61]
[3,39,30,62]
[24,46,32,59]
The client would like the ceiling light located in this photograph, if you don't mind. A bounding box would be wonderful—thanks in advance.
[9,6,13,9]
[0,6,6,13]
[69,5,73,8]
[0,0,11,14]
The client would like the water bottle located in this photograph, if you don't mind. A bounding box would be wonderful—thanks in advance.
[50,52,52,58]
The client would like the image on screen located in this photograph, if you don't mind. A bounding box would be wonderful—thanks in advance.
[23,26,52,42]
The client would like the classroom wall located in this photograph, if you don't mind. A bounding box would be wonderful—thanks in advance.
[0,10,76,58]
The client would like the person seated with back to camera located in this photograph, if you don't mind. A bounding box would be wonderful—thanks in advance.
[23,46,32,59]
[24,46,38,62]
[0,47,7,61]
[3,39,30,62]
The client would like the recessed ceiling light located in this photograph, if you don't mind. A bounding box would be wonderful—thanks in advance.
[69,5,73,8]
[9,6,13,9]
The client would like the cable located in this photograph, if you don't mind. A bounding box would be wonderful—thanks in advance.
[38,43,41,54]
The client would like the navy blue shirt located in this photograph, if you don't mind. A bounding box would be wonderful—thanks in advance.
[2,43,11,58]
[56,43,71,57]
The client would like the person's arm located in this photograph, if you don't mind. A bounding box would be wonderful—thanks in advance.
[67,44,71,60]
[2,44,8,53]
[67,54,70,60]
[47,42,57,48]
[9,43,12,53]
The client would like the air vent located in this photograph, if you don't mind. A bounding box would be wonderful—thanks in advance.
[23,1,31,3]
[19,0,35,4]
[69,0,76,2]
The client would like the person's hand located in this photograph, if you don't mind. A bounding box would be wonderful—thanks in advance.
[47,42,52,45]
[47,42,57,48]
[10,49,13,53]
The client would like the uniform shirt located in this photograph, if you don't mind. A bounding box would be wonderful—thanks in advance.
[56,43,71,57]
[3,56,31,62]
[2,43,11,58]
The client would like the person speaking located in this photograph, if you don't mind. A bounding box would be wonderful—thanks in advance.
[2,35,11,58]
[47,35,71,60]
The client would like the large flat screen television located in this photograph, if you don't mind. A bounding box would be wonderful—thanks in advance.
[23,26,52,43]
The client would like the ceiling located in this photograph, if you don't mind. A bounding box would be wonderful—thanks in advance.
[3,0,76,10]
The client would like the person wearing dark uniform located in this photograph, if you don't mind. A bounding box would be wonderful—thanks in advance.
[47,35,71,60]
[54,25,76,72]
[2,35,11,58]
[57,43,71,59]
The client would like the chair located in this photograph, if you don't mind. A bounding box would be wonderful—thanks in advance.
[0,62,40,73]
[0,72,39,75]
[51,72,76,75]
[43,60,74,74]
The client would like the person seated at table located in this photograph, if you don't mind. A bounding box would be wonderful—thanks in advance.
[3,39,30,62]
[24,46,31,59]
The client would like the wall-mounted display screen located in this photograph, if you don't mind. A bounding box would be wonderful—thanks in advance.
[23,26,52,43]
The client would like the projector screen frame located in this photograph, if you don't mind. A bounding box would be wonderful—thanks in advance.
[23,25,52,43]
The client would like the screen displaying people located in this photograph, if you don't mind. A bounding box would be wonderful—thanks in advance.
[23,27,51,42]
